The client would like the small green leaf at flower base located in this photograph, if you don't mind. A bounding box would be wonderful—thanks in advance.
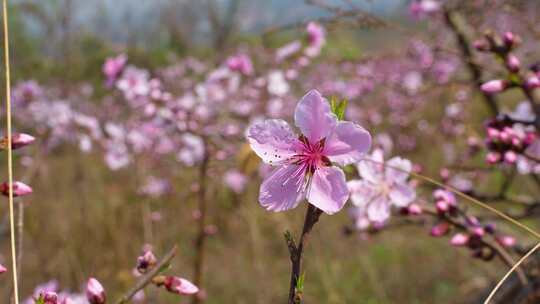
[330,96,348,120]
[35,298,45,304]
[296,273,305,292]
[284,230,293,242]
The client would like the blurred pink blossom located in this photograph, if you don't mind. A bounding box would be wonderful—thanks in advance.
[348,149,416,224]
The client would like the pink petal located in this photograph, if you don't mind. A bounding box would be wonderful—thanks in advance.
[294,90,337,143]
[348,206,370,230]
[247,119,300,165]
[366,196,391,223]
[177,278,199,295]
[356,149,384,183]
[324,121,371,166]
[388,182,416,207]
[347,180,376,207]
[450,233,469,246]
[306,166,349,215]
[259,164,305,212]
[385,157,412,183]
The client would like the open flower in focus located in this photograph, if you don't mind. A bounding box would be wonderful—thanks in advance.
[247,90,371,214]
[347,149,416,226]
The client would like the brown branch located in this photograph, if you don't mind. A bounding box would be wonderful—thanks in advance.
[114,246,178,304]
[443,9,499,115]
[287,204,323,304]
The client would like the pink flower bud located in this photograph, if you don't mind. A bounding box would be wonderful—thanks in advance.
[511,137,522,147]
[164,276,199,295]
[486,127,500,140]
[433,189,456,206]
[450,233,469,246]
[436,200,449,213]
[136,250,157,274]
[499,130,511,143]
[496,235,516,248]
[204,224,218,236]
[505,54,520,72]
[471,226,485,237]
[407,203,422,215]
[504,151,517,164]
[430,222,450,237]
[0,264,6,273]
[524,132,536,145]
[486,152,501,164]
[0,181,32,197]
[481,80,508,94]
[1,133,36,150]
[86,278,106,304]
[439,168,450,180]
[525,76,540,90]
[503,31,519,48]
[473,39,489,52]
[467,216,480,226]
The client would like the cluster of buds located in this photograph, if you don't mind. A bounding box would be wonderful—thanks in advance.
[428,187,518,261]
[476,31,540,94]
[484,116,536,165]
[0,132,35,198]
[429,189,458,237]
[133,247,199,297]
[400,203,423,216]
[449,220,516,260]
[433,189,457,215]
[474,31,521,56]
[32,278,105,304]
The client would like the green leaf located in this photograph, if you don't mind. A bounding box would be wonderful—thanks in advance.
[330,96,347,120]
[296,273,305,292]
[284,230,293,242]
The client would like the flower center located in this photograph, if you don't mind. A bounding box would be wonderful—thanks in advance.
[292,135,330,174]
[378,181,391,196]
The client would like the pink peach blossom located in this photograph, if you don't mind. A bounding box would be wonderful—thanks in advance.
[247,90,371,214]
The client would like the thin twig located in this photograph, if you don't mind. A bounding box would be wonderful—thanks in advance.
[443,8,499,115]
[287,204,323,304]
[114,246,178,304]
